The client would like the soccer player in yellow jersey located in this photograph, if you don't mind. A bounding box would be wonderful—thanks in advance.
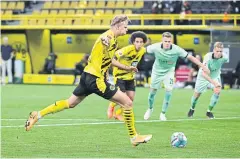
[107,31,147,121]
[25,15,152,146]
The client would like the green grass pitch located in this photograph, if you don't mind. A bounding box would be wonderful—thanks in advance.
[1,85,240,158]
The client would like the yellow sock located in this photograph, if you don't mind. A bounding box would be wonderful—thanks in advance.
[109,102,117,108]
[123,107,137,138]
[115,107,123,115]
[40,100,69,117]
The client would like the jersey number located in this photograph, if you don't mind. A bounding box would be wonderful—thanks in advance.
[170,78,173,84]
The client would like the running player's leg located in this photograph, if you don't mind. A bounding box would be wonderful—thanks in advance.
[188,91,201,117]
[25,73,90,131]
[108,79,126,119]
[207,77,222,119]
[94,77,152,146]
[144,73,162,120]
[114,80,135,121]
[110,90,152,146]
[160,71,174,121]
[187,78,208,117]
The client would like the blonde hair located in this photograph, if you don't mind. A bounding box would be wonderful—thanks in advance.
[162,32,173,38]
[111,15,130,27]
[214,42,224,48]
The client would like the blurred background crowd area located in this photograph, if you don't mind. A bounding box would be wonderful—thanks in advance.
[1,0,240,25]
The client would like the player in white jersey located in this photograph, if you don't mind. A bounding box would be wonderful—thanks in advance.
[187,42,227,119]
[144,32,210,121]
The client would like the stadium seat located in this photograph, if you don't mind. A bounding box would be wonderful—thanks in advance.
[124,9,132,14]
[85,9,93,15]
[43,1,52,9]
[1,2,7,9]
[95,9,104,16]
[58,10,67,15]
[96,1,105,8]
[41,10,49,15]
[20,20,28,25]
[125,1,134,8]
[4,10,13,15]
[76,10,84,14]
[46,19,55,25]
[50,10,58,15]
[67,10,75,15]
[87,1,96,8]
[15,2,25,12]
[38,19,46,25]
[105,10,113,15]
[56,19,64,25]
[73,18,83,25]
[92,19,101,25]
[64,18,73,25]
[115,0,125,8]
[7,1,16,10]
[79,0,87,8]
[60,1,69,9]
[1,10,4,15]
[114,9,122,15]
[29,19,37,25]
[106,1,115,8]
[134,0,144,8]
[102,19,111,25]
[85,18,93,25]
[52,1,61,9]
[70,1,79,8]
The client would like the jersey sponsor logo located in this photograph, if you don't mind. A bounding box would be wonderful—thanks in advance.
[159,59,168,64]
[131,61,138,67]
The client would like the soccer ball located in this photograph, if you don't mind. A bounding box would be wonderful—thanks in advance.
[171,132,187,148]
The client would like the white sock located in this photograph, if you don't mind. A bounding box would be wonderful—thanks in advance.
[37,111,42,119]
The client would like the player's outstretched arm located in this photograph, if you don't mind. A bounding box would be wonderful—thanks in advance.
[111,58,138,72]
[187,55,210,75]
[202,71,222,94]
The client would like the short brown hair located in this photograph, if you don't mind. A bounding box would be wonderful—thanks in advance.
[111,15,130,26]
[214,42,224,48]
[162,32,173,38]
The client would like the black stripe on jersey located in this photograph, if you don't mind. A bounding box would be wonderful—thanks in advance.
[135,54,143,60]
[102,57,110,64]
[124,50,135,60]
[115,72,129,77]
[184,53,189,58]
[102,58,111,67]
[108,43,118,52]
[101,60,112,69]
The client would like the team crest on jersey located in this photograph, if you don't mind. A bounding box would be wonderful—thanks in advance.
[117,51,123,57]
[110,85,115,90]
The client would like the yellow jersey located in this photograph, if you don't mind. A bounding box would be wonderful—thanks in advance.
[113,45,146,80]
[84,30,118,78]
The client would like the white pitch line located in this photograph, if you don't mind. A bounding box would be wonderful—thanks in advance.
[1,116,240,128]
[1,118,106,121]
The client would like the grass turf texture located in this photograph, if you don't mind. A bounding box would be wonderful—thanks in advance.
[1,85,240,158]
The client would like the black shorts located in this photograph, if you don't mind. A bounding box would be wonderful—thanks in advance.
[73,72,118,100]
[116,79,135,92]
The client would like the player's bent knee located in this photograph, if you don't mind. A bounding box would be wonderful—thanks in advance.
[165,88,173,92]
[67,95,85,108]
